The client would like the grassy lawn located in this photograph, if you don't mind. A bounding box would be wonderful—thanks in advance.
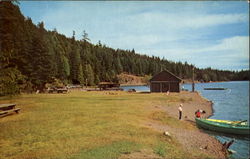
[0,91,194,159]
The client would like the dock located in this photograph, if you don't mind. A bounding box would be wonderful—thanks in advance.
[204,88,227,90]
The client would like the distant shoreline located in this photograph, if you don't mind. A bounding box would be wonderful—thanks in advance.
[183,80,227,84]
[120,80,231,86]
[120,83,148,86]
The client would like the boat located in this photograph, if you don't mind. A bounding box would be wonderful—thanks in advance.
[204,88,227,90]
[195,118,250,135]
[206,119,248,125]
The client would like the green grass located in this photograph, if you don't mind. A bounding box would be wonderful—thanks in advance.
[150,111,196,130]
[0,91,208,159]
[71,141,141,159]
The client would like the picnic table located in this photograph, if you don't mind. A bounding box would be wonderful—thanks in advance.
[56,88,68,93]
[0,104,20,116]
[48,87,68,93]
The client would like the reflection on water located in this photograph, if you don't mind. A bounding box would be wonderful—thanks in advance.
[121,85,150,92]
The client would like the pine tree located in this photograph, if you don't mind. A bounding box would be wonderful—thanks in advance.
[29,22,53,90]
[0,2,26,94]
[82,30,90,42]
[114,56,123,74]
[69,45,81,84]
[84,64,95,86]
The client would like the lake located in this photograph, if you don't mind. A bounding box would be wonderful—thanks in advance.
[121,81,249,159]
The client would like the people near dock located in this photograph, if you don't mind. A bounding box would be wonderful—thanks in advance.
[178,104,183,120]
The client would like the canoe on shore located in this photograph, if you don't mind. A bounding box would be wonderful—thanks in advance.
[204,88,227,90]
[195,118,250,135]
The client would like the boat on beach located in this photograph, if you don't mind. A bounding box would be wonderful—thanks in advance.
[195,118,250,135]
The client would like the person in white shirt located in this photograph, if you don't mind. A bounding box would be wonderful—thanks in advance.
[178,104,183,120]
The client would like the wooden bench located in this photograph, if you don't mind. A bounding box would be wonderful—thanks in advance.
[48,88,68,93]
[0,108,21,115]
[0,104,16,111]
[0,104,21,116]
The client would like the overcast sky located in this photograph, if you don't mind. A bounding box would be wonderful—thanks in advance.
[19,1,249,71]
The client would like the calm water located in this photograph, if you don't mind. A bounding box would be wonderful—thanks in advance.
[121,85,150,92]
[121,81,250,159]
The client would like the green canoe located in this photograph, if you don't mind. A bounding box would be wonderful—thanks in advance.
[195,118,250,135]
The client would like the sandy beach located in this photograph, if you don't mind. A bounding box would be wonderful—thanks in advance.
[120,91,227,159]
[143,91,226,159]
[163,91,214,121]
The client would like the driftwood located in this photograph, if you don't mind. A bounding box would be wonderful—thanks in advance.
[222,139,234,151]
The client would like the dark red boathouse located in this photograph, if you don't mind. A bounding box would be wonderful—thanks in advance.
[150,70,182,92]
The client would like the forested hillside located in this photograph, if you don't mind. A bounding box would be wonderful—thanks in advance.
[0,2,249,95]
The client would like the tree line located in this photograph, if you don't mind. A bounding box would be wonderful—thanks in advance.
[0,1,249,96]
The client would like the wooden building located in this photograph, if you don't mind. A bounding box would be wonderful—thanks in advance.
[150,70,182,92]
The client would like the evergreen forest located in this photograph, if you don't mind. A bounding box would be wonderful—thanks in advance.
[0,1,249,95]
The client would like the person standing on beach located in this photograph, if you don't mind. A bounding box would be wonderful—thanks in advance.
[178,104,183,120]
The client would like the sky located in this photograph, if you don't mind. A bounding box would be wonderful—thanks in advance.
[19,1,249,71]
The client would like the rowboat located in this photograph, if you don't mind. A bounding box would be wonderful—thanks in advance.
[195,118,250,135]
[206,119,248,125]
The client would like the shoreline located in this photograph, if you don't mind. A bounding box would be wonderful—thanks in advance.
[196,91,215,119]
[183,80,228,84]
[146,91,227,159]
[163,91,215,121]
[120,83,147,86]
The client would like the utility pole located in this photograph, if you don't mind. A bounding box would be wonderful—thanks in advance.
[192,67,195,92]
[85,62,87,88]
